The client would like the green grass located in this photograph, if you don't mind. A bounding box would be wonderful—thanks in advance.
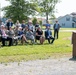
[0,31,73,63]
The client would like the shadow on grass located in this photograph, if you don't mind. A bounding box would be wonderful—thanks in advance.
[12,42,51,46]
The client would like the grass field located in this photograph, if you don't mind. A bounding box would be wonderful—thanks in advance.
[0,31,73,63]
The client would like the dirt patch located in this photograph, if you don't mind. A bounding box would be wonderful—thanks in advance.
[63,37,71,40]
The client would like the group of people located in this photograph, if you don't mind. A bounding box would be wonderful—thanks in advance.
[0,19,61,47]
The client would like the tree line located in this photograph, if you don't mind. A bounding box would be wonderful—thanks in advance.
[2,0,60,23]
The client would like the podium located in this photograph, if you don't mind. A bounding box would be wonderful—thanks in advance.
[72,31,76,58]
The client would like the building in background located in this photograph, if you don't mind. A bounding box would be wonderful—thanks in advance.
[53,12,76,28]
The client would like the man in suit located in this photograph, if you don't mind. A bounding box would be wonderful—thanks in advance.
[45,26,55,44]
[53,21,60,39]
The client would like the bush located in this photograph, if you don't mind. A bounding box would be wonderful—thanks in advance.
[32,17,37,25]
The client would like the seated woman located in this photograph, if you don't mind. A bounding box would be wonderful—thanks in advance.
[36,27,45,44]
[0,25,13,46]
[23,26,35,44]
[14,26,28,45]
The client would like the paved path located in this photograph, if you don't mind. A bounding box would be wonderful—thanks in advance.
[60,30,76,32]
[43,29,76,32]
[0,57,76,75]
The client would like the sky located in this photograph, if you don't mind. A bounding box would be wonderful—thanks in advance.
[0,0,76,18]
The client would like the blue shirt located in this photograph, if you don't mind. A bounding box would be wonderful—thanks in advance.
[21,24,26,29]
[18,31,24,36]
[45,23,51,28]
[55,24,59,29]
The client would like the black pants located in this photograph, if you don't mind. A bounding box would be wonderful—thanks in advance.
[47,36,55,44]
[1,37,13,46]
[54,29,59,39]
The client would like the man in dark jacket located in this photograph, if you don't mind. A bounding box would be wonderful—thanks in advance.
[6,19,13,30]
[45,27,55,44]
[53,21,60,39]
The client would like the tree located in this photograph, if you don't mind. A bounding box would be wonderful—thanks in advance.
[32,17,37,25]
[37,0,60,23]
[39,20,42,28]
[2,0,38,22]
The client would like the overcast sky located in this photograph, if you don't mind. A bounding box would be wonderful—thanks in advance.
[0,0,76,18]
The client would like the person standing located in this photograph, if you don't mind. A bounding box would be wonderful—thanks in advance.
[53,21,60,39]
[43,21,51,29]
[6,19,13,30]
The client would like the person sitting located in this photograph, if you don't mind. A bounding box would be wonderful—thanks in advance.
[21,20,26,30]
[36,27,45,44]
[17,27,28,44]
[23,26,35,44]
[28,21,35,32]
[8,27,19,45]
[35,22,40,31]
[0,25,13,46]
[45,26,55,44]
[15,20,21,27]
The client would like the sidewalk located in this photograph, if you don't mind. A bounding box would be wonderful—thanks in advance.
[60,30,76,32]
[43,29,76,32]
[0,57,76,75]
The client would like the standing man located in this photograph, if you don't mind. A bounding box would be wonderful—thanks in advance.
[6,19,13,30]
[53,21,60,39]
[43,21,51,29]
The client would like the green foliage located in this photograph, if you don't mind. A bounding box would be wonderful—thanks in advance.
[2,0,60,23]
[39,20,42,26]
[36,0,60,22]
[32,17,37,25]
[2,0,38,22]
